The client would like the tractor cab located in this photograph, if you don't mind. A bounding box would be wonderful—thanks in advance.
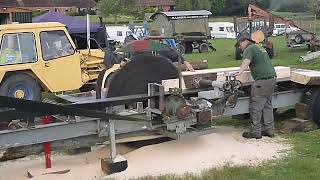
[0,22,105,101]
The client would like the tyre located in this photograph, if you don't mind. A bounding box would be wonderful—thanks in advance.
[198,43,209,53]
[265,41,274,59]
[310,45,320,52]
[294,34,304,44]
[311,88,320,125]
[266,47,274,59]
[235,46,242,60]
[79,84,95,92]
[0,74,41,101]
[176,43,186,55]
[185,43,193,54]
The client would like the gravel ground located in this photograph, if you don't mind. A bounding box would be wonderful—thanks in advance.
[0,126,291,180]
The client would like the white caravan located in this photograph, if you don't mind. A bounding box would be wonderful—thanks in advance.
[209,22,236,39]
[106,26,132,44]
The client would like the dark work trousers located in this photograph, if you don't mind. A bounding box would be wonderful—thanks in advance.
[249,78,276,136]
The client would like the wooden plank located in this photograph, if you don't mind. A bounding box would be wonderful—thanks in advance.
[217,66,291,83]
[183,73,217,89]
[291,69,320,85]
[163,66,291,91]
[162,79,186,92]
[185,66,290,85]
[173,60,208,71]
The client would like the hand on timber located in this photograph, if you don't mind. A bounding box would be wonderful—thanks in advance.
[231,71,241,76]
[185,61,195,72]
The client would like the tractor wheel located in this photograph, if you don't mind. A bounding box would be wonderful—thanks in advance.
[79,84,95,92]
[198,43,209,53]
[185,43,193,54]
[266,47,274,59]
[176,43,186,55]
[310,45,320,52]
[294,34,304,44]
[235,46,242,60]
[0,74,41,101]
[265,41,274,59]
[311,88,320,125]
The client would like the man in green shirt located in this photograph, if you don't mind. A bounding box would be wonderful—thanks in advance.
[234,36,276,139]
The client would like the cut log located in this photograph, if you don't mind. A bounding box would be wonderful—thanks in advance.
[162,79,186,92]
[173,60,208,71]
[295,103,311,120]
[291,69,320,85]
[280,118,318,134]
[299,51,320,62]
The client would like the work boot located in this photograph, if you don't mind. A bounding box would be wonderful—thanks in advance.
[261,131,275,138]
[242,131,262,139]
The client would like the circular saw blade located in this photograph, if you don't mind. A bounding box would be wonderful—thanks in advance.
[107,53,179,98]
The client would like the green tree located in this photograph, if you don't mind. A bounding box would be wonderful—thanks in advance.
[211,0,225,15]
[175,0,193,10]
[98,0,135,24]
[306,0,319,15]
[224,0,248,16]
[192,0,212,10]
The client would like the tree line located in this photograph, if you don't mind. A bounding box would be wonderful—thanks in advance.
[175,0,312,15]
[98,0,317,22]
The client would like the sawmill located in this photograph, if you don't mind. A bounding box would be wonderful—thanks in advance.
[1,18,320,176]
[1,46,320,174]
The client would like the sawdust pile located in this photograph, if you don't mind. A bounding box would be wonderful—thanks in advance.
[109,126,291,179]
[0,126,291,180]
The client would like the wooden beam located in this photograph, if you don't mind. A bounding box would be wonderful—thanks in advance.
[164,66,291,90]
[291,69,320,85]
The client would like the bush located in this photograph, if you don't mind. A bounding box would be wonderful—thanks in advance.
[32,10,47,17]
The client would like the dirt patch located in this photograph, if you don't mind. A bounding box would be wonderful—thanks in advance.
[0,126,291,180]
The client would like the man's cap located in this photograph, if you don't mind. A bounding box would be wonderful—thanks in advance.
[145,29,165,40]
[235,35,255,47]
[251,30,265,43]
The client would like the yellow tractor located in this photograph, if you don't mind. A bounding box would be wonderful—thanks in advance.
[0,22,119,101]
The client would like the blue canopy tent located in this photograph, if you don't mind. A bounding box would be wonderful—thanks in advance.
[33,12,107,49]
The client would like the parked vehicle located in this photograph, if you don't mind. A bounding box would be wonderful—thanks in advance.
[106,26,132,44]
[286,24,299,34]
[273,23,286,36]
[150,10,215,54]
[234,4,275,60]
[0,22,114,101]
[209,22,236,39]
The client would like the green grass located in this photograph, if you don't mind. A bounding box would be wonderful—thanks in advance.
[142,36,320,180]
[185,36,320,70]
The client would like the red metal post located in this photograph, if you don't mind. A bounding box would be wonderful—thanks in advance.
[42,116,52,169]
